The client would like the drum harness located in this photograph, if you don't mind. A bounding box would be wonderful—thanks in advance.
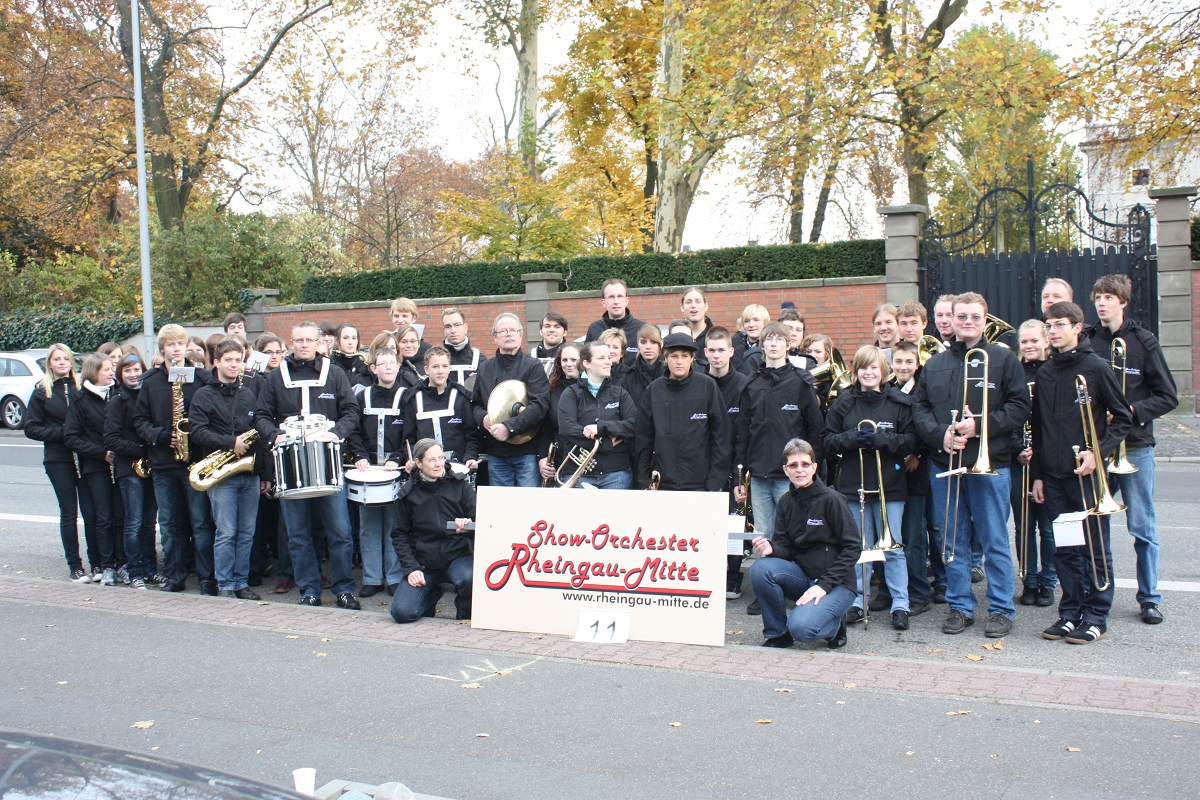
[362,386,403,465]
[274,358,336,495]
[414,386,460,462]
[446,346,480,390]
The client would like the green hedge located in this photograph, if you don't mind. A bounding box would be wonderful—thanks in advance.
[301,240,885,304]
[0,307,146,353]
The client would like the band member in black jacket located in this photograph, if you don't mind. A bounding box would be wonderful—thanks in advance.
[619,325,664,409]
[748,439,857,650]
[331,324,372,387]
[389,439,476,623]
[1086,274,1177,625]
[255,321,362,610]
[734,322,824,541]
[531,311,569,364]
[395,325,426,389]
[680,287,715,363]
[537,344,582,484]
[105,351,159,589]
[585,278,646,365]
[557,342,638,489]
[472,312,551,487]
[134,324,217,595]
[913,293,1030,639]
[1032,302,1133,645]
[348,348,407,597]
[441,307,486,391]
[404,346,481,471]
[191,338,266,600]
[634,333,730,491]
[1012,320,1056,608]
[822,346,917,629]
[25,344,99,583]
[64,353,118,586]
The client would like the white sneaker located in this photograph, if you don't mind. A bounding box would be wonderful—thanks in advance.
[130,578,148,590]
[90,567,103,582]
[70,569,90,583]
[101,568,117,586]
[116,566,131,585]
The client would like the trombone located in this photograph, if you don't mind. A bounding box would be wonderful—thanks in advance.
[935,348,997,564]
[1017,382,1035,581]
[1107,337,1138,475]
[856,420,901,629]
[1073,375,1123,592]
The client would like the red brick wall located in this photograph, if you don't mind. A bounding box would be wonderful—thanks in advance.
[261,280,886,354]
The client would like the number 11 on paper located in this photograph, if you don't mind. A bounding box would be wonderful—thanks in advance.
[573,609,631,644]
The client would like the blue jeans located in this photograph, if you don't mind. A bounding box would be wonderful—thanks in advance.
[359,502,404,587]
[390,555,473,623]
[487,454,539,487]
[1011,471,1056,590]
[1110,446,1159,606]
[748,557,857,641]
[901,494,932,605]
[279,485,355,598]
[577,469,633,490]
[930,464,1015,619]
[850,500,909,611]
[750,476,791,536]
[208,472,260,592]
[1042,474,1114,626]
[118,475,158,580]
[152,468,216,586]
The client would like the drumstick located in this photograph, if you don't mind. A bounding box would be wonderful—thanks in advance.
[407,441,413,463]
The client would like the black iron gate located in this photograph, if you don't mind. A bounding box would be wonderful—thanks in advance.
[919,157,1157,332]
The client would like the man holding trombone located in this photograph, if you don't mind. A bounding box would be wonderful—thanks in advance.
[1032,301,1133,645]
[914,292,1030,638]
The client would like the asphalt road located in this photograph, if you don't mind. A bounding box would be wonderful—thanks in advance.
[2,428,1198,798]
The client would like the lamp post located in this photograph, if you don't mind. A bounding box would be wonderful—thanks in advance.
[130,0,155,355]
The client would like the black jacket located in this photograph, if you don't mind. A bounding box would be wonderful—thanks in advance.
[619,356,663,409]
[391,473,476,575]
[634,370,731,491]
[134,365,211,470]
[558,377,638,474]
[1032,339,1134,480]
[402,379,480,464]
[254,354,360,444]
[1009,359,1042,458]
[471,350,551,459]
[189,377,266,476]
[445,339,486,389]
[531,341,562,361]
[894,371,931,496]
[735,364,825,480]
[63,383,110,476]
[822,386,917,502]
[767,477,861,595]
[732,331,764,375]
[538,384,569,463]
[912,340,1030,470]
[24,377,76,464]
[710,368,751,456]
[349,380,407,466]
[104,382,148,480]
[691,318,715,363]
[1086,319,1178,449]
[331,351,372,387]
[398,358,424,391]
[586,309,647,365]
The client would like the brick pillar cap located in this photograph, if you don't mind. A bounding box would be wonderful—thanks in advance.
[877,204,928,215]
[521,272,563,281]
[1148,186,1197,199]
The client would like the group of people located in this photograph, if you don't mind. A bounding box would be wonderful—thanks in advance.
[25,274,1176,650]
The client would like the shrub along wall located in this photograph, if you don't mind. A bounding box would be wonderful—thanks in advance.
[300,240,885,304]
[0,307,145,353]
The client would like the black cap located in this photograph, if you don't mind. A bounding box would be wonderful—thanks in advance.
[781,300,796,309]
[662,333,697,352]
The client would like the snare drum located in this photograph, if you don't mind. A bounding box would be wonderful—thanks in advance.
[272,438,344,499]
[345,468,401,505]
[449,461,476,490]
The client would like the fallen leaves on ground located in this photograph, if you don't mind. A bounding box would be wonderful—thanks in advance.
[965,654,984,661]
[475,733,489,738]
[773,688,794,693]
[314,652,326,657]
[319,637,331,642]
[1066,747,1081,752]
[926,648,944,654]
[285,635,299,639]
[983,639,1004,651]
[55,681,67,685]
[668,722,681,727]
[946,711,971,716]
[461,683,482,689]
[843,683,857,689]
[726,630,744,635]
[149,747,159,751]
[756,719,772,724]
[835,701,846,705]
[131,721,153,729]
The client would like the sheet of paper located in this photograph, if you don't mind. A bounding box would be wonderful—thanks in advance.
[168,366,195,383]
[1052,511,1089,547]
[573,609,631,644]
[857,550,886,564]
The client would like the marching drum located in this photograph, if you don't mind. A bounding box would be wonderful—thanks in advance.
[272,415,344,499]
[345,468,401,505]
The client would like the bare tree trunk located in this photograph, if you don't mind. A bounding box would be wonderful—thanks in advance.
[516,0,539,178]
[809,149,841,243]
[652,0,684,253]
[787,141,808,244]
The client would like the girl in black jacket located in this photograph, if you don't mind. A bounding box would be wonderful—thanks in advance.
[537,343,581,484]
[332,324,373,388]
[619,324,664,409]
[389,439,476,623]
[105,351,160,588]
[822,346,917,629]
[64,353,119,586]
[395,325,426,390]
[25,344,98,583]
[558,341,638,489]
[1013,320,1056,607]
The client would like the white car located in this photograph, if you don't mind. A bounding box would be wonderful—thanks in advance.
[0,350,53,429]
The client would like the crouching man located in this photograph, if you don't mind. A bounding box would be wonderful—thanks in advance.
[748,438,860,650]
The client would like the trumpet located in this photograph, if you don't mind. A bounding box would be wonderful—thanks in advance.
[856,420,901,629]
[1017,382,1034,581]
[983,315,1015,348]
[1073,374,1122,592]
[1106,337,1137,475]
[936,348,997,564]
[810,348,851,409]
[556,440,601,488]
[542,442,558,488]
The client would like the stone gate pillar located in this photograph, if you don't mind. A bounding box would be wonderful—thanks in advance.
[878,205,927,307]
[1149,186,1196,412]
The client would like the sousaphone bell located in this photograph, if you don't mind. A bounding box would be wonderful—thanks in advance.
[486,379,535,445]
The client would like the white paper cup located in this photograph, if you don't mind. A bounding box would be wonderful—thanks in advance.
[292,767,316,797]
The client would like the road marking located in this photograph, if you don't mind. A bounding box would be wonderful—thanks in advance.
[0,513,79,524]
[1114,578,1200,593]
[0,443,41,448]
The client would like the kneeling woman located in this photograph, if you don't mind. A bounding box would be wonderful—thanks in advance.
[390,439,476,623]
[747,439,860,649]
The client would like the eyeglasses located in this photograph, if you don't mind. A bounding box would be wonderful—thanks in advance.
[954,314,985,323]
[292,338,316,345]
[784,460,816,471]
[763,335,788,345]
[1047,321,1075,331]
[262,349,284,356]
[494,329,521,337]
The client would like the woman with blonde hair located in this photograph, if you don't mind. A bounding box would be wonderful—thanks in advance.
[734,303,770,373]
[1013,319,1056,607]
[64,353,119,585]
[26,344,100,582]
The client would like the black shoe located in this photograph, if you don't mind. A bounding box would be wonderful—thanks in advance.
[1019,586,1038,606]
[199,581,219,597]
[942,609,974,634]
[299,595,321,607]
[1042,618,1078,640]
[984,613,1012,638]
[247,571,263,587]
[161,582,186,593]
[971,567,985,584]
[844,607,864,625]
[931,585,947,604]
[762,632,793,648]
[746,599,761,616]
[1036,587,1055,606]
[868,593,892,612]
[359,584,383,598]
[387,583,398,597]
[336,593,361,610]
[456,607,472,621]
[827,621,848,649]
[1065,622,1106,644]
[218,589,237,598]
[892,609,910,630]
[1140,603,1163,624]
[726,573,743,600]
[234,588,262,601]
[909,601,931,616]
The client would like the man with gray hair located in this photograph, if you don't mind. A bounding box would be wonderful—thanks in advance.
[471,312,551,486]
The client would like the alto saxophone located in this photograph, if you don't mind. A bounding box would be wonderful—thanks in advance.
[189,430,260,491]
[172,362,189,462]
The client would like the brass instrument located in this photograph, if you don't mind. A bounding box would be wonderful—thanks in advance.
[917,335,945,366]
[810,347,851,408]
[647,453,661,490]
[189,429,260,491]
[856,420,901,629]
[1073,374,1122,591]
[486,379,535,445]
[133,458,151,479]
[1017,382,1035,581]
[557,440,602,488]
[736,465,752,532]
[983,315,1015,348]
[542,442,558,488]
[1106,337,1137,475]
[171,362,189,462]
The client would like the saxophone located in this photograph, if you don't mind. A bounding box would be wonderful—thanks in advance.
[189,430,260,491]
[172,362,189,462]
